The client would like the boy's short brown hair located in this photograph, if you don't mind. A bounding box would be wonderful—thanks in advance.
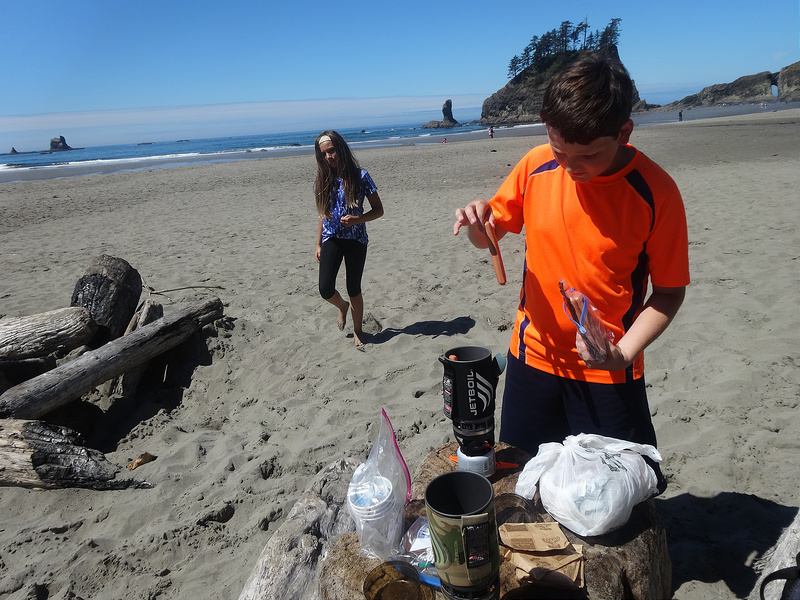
[539,53,634,144]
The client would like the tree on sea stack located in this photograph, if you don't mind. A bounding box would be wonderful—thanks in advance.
[481,18,637,127]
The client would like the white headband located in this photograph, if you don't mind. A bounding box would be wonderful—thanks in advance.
[318,135,332,145]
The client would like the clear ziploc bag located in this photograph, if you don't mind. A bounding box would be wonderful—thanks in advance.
[347,409,412,560]
[559,279,615,363]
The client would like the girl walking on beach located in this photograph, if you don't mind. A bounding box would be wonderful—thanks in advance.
[314,131,384,347]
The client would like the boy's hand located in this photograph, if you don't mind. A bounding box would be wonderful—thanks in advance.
[454,199,493,236]
[576,333,629,371]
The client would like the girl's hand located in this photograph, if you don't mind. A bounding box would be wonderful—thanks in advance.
[340,214,359,227]
[315,245,322,263]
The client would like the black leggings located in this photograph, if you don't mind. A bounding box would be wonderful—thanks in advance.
[318,237,368,300]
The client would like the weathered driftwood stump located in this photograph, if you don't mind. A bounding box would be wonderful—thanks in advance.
[0,418,148,490]
[319,442,671,600]
[0,297,224,419]
[237,458,359,600]
[319,443,530,600]
[70,254,142,347]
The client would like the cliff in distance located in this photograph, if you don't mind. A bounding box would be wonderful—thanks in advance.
[480,52,800,125]
[665,61,800,108]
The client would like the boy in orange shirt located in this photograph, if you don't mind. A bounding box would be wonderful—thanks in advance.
[454,54,689,491]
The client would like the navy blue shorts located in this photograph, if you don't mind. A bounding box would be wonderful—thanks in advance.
[498,351,665,490]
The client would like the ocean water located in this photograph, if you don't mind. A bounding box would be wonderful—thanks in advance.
[2,101,797,184]
[0,122,486,183]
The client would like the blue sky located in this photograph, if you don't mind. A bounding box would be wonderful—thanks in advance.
[1,0,797,150]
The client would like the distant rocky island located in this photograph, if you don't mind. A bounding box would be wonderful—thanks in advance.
[421,99,461,129]
[4,135,83,156]
[477,46,800,126]
[49,135,73,151]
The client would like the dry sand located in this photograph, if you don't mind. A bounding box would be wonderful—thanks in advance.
[0,110,798,600]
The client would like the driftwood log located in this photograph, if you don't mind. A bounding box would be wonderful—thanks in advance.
[70,254,142,348]
[0,418,149,490]
[0,306,97,360]
[238,457,358,600]
[749,512,800,600]
[106,298,164,398]
[319,442,671,600]
[0,297,224,419]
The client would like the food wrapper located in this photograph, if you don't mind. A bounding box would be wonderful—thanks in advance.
[499,522,584,590]
[559,279,614,363]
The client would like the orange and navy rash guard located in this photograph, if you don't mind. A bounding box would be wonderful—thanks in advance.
[489,143,690,384]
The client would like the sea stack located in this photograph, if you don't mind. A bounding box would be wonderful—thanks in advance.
[50,136,73,151]
[421,99,461,129]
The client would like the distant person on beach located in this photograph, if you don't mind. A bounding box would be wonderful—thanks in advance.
[489,126,494,138]
[678,110,683,121]
[314,130,384,347]
[453,54,690,492]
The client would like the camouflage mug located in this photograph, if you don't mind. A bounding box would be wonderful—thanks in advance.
[424,471,500,600]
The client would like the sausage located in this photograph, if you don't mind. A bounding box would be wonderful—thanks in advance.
[484,222,506,285]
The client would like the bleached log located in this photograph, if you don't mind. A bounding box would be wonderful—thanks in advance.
[749,512,800,600]
[0,307,96,360]
[238,458,358,600]
[0,418,149,490]
[0,297,224,419]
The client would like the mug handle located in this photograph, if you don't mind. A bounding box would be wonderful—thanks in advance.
[493,353,506,377]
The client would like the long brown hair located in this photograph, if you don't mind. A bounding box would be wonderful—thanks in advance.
[314,130,362,219]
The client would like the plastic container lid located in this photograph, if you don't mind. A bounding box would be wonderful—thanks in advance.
[348,472,394,518]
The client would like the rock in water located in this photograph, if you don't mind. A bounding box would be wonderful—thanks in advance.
[440,99,459,126]
[50,135,72,151]
[421,99,461,129]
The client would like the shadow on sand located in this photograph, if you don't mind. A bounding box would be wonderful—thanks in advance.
[656,492,798,597]
[368,316,476,344]
[46,330,215,452]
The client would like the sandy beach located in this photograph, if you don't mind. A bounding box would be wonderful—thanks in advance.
[0,109,798,599]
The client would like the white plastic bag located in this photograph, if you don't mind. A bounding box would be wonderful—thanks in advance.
[515,433,662,537]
